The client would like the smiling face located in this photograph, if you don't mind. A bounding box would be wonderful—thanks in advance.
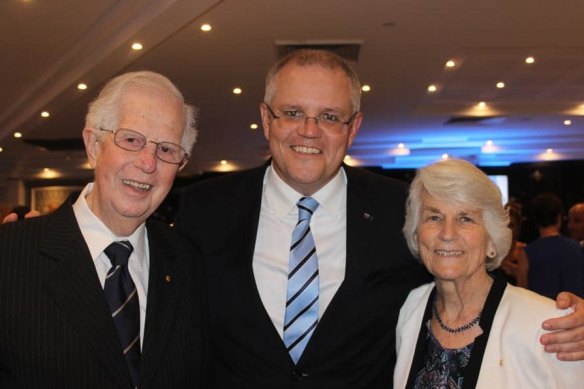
[83,90,184,235]
[260,63,362,195]
[417,190,493,283]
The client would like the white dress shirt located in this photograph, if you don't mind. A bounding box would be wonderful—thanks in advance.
[72,183,150,347]
[253,165,347,337]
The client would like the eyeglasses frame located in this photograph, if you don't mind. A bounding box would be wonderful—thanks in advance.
[263,103,358,131]
[98,127,188,167]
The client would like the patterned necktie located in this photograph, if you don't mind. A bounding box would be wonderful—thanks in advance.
[103,241,141,387]
[283,196,320,364]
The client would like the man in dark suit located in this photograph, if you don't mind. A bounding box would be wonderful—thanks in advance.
[178,49,584,388]
[0,71,205,388]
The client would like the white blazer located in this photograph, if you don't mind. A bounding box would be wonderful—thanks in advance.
[394,281,584,388]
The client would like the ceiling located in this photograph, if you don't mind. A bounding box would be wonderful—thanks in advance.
[2,0,584,188]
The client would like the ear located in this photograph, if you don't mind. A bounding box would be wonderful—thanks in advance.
[82,127,99,168]
[259,102,271,141]
[346,111,363,148]
[487,241,497,258]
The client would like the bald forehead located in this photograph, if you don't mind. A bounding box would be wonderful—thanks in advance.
[570,204,584,216]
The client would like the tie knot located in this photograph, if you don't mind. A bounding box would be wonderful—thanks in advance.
[297,196,319,222]
[104,240,134,267]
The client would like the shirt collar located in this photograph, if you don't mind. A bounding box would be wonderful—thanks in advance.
[263,164,347,220]
[72,183,147,268]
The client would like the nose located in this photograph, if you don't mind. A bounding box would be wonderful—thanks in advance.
[135,143,158,173]
[298,116,321,138]
[439,219,457,242]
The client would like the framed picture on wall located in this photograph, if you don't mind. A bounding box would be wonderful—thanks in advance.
[31,186,83,215]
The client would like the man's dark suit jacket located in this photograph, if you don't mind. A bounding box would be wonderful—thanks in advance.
[178,164,430,388]
[0,195,206,388]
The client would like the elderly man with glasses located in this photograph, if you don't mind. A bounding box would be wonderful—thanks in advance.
[0,71,206,388]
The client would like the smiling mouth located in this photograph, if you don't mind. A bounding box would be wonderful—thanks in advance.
[292,145,321,155]
[435,249,464,256]
[123,179,152,191]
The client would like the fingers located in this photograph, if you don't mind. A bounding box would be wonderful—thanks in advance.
[556,350,584,362]
[2,213,18,224]
[555,292,582,310]
[25,210,40,218]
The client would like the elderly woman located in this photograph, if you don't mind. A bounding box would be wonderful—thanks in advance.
[394,159,583,388]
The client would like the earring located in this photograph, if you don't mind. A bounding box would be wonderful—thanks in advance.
[488,250,496,258]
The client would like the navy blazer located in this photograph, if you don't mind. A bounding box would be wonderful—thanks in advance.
[178,164,430,389]
[0,194,206,388]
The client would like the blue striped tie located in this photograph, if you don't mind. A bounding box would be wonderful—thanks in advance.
[104,241,141,387]
[283,197,320,364]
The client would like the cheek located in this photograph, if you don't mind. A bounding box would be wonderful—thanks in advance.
[155,166,178,191]
[417,241,435,265]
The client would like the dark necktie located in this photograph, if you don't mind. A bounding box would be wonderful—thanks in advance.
[103,241,141,387]
[283,196,320,364]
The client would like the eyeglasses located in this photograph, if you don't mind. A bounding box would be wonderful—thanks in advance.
[99,128,188,166]
[264,103,357,132]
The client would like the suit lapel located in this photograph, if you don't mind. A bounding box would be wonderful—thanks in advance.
[229,165,293,358]
[344,166,380,284]
[139,221,179,384]
[41,199,131,387]
[298,167,373,358]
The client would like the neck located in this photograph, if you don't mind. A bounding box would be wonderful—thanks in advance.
[539,225,560,238]
[435,271,493,314]
[85,191,142,237]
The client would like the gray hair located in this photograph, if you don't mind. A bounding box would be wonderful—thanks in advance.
[402,159,512,270]
[264,49,362,113]
[85,71,198,154]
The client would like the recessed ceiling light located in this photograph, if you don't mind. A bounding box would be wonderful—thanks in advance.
[77,83,88,90]
[477,102,487,109]
[496,82,505,89]
[441,153,449,159]
[445,60,456,68]
[131,42,143,51]
[201,24,212,32]
[427,84,437,93]
[250,123,258,130]
[220,160,228,166]
[481,140,497,154]
[0,147,3,152]
[41,111,50,118]
[361,84,371,92]
[394,143,410,156]
[14,132,22,138]
[546,148,553,154]
[525,56,535,64]
[564,119,572,126]
[232,87,242,95]
[344,155,352,162]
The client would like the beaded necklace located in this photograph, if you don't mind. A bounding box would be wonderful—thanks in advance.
[432,297,482,334]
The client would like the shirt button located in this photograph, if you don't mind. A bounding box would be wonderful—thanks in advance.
[291,370,307,381]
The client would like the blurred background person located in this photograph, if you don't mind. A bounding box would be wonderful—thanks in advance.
[395,159,583,388]
[518,193,584,299]
[498,201,527,286]
[568,202,584,248]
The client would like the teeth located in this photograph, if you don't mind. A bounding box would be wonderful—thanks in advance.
[292,146,321,154]
[435,250,463,256]
[123,180,151,190]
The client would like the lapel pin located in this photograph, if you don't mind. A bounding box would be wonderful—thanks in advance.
[165,275,172,283]
[363,212,374,222]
